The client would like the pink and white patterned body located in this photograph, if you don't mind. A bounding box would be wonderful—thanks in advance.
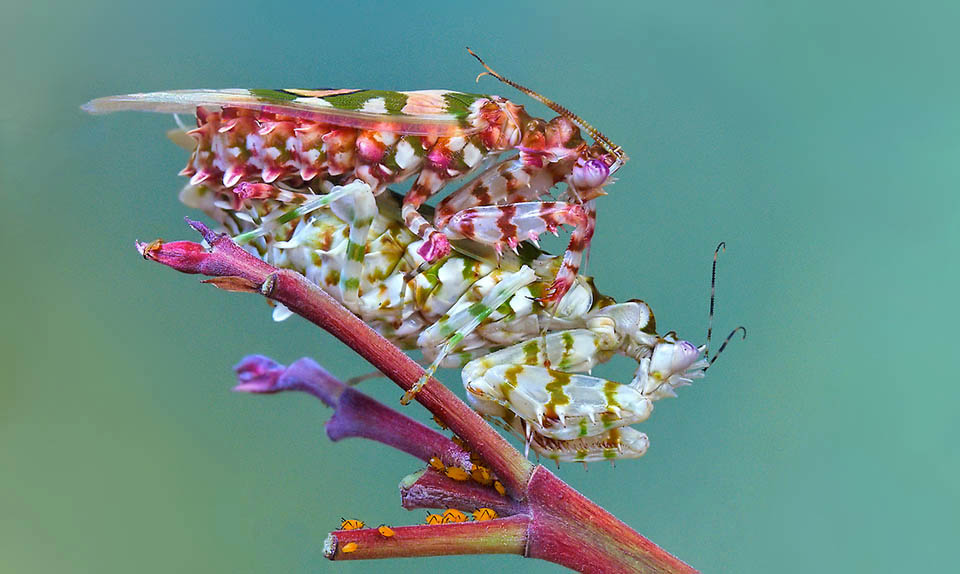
[84,53,627,305]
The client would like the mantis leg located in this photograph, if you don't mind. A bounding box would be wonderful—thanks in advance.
[401,168,453,262]
[434,157,597,305]
[401,265,538,405]
[461,330,654,442]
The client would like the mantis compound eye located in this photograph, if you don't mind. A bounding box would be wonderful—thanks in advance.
[572,158,609,189]
[650,340,701,377]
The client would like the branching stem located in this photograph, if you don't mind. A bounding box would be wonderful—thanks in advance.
[136,222,698,573]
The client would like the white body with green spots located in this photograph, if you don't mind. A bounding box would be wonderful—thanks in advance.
[182,182,709,463]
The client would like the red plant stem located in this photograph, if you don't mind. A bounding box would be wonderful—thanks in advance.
[138,223,700,573]
[140,220,533,495]
[324,516,530,561]
[399,469,524,517]
[525,467,696,574]
[232,356,474,470]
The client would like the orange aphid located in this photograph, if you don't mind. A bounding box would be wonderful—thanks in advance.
[377,524,396,537]
[442,508,468,523]
[432,415,449,430]
[429,456,446,472]
[493,480,507,496]
[341,542,359,554]
[339,518,365,531]
[425,512,444,525]
[444,466,470,481]
[470,465,493,486]
[472,508,498,521]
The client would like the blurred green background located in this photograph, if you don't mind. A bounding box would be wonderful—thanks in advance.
[2,1,957,572]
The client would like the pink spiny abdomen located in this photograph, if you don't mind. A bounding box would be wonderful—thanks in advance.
[178,107,507,192]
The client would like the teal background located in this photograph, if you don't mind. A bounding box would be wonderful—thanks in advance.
[2,1,957,572]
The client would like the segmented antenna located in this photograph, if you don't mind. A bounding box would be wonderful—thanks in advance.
[702,241,745,370]
[466,47,628,170]
[707,326,747,369]
[704,241,725,359]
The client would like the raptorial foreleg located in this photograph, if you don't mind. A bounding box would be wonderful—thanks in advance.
[433,156,598,305]
[541,199,596,305]
[402,168,453,261]
[434,158,562,229]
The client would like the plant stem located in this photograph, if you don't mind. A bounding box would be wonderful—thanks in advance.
[324,515,530,561]
[398,469,523,517]
[142,220,533,495]
[137,222,700,573]
[525,467,696,573]
[234,355,473,469]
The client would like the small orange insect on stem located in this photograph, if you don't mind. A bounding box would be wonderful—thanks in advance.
[471,464,493,486]
[442,509,468,524]
[339,518,365,531]
[445,466,470,481]
[424,512,444,526]
[472,508,498,522]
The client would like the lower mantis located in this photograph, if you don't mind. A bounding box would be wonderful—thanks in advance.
[180,174,741,463]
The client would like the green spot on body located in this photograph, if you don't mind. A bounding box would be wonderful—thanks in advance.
[578,418,589,437]
[449,149,469,172]
[324,90,409,114]
[603,448,617,459]
[343,277,360,290]
[502,364,522,390]
[522,340,540,365]
[405,136,426,157]
[558,332,576,369]
[467,302,490,319]
[543,371,571,422]
[418,260,443,296]
[527,283,544,305]
[601,412,619,429]
[470,135,489,156]
[326,269,340,286]
[382,148,400,172]
[603,380,622,411]
[442,92,482,124]
[575,449,589,462]
[346,241,365,262]
[275,207,304,226]
[356,216,375,228]
[438,319,454,336]
[461,258,478,281]
[447,332,464,348]
[250,89,297,102]
[545,371,571,408]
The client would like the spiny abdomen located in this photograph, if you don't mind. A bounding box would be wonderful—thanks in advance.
[179,107,499,192]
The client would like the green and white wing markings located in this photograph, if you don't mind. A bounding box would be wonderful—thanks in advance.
[82,88,491,135]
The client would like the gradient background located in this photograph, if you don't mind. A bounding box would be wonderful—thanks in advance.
[2,1,957,572]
